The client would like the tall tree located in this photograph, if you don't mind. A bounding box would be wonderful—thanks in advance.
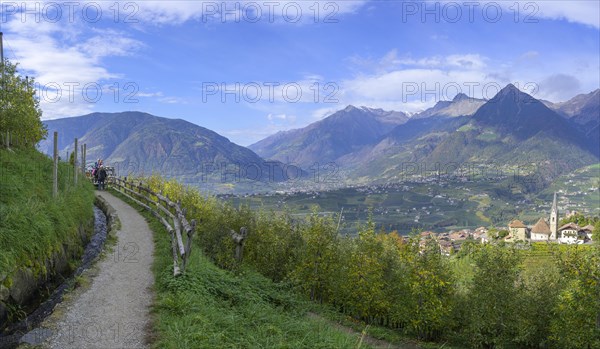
[462,244,523,347]
[0,59,46,145]
[550,244,600,348]
[289,207,339,303]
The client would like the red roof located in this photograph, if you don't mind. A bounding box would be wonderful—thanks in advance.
[531,218,551,234]
[581,224,595,232]
[558,222,580,231]
[509,220,527,228]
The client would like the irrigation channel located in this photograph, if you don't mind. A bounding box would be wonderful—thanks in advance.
[0,206,109,349]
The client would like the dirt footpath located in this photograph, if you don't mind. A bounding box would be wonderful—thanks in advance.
[43,191,155,349]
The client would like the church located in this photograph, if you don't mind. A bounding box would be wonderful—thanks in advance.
[507,193,594,244]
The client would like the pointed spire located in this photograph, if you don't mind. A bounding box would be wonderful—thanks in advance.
[549,192,559,239]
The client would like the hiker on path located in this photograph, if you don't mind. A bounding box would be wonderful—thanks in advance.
[97,165,107,190]
[93,159,103,183]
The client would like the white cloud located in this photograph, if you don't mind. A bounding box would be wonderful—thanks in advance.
[205,74,333,105]
[338,48,599,112]
[267,113,296,122]
[532,1,600,29]
[3,15,144,118]
[137,92,164,98]
[136,91,184,104]
[431,1,600,29]
[132,0,368,25]
[334,51,540,112]
[537,74,582,102]
[349,50,487,75]
[446,54,487,70]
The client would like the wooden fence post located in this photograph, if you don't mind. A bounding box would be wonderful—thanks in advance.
[74,138,78,185]
[82,144,86,173]
[181,219,196,273]
[230,227,248,262]
[53,131,58,198]
[110,177,198,275]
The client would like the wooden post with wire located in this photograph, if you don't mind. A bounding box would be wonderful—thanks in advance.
[53,132,58,198]
[1,32,4,87]
[1,32,5,149]
[74,138,78,185]
[81,144,86,175]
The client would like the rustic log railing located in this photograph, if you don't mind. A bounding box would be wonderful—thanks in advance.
[108,176,196,276]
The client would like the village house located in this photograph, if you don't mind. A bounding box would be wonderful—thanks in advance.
[421,193,594,255]
[479,232,490,244]
[507,219,528,241]
[558,223,581,244]
[581,225,594,240]
[557,223,594,244]
[530,218,552,241]
[506,193,594,244]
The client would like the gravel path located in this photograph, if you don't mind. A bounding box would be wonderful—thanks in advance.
[44,191,155,349]
[307,313,421,349]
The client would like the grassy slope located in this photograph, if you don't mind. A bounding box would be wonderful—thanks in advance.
[0,148,95,278]
[110,190,372,349]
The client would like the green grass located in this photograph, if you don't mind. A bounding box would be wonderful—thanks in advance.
[0,148,95,280]
[110,189,374,349]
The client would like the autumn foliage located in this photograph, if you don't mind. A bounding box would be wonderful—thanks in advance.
[144,175,600,348]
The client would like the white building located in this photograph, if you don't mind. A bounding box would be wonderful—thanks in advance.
[530,218,552,241]
[558,223,582,244]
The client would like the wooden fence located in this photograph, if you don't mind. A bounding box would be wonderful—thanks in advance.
[108,176,196,276]
[0,130,38,149]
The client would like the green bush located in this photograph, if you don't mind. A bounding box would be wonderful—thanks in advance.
[139,174,599,348]
[0,59,46,145]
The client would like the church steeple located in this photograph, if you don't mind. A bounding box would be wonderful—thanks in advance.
[550,192,558,240]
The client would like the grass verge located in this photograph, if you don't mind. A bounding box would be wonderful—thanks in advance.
[0,148,95,289]
[109,188,373,349]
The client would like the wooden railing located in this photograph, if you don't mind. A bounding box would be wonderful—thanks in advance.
[108,176,196,276]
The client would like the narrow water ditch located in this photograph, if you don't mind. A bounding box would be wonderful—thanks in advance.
[0,206,109,349]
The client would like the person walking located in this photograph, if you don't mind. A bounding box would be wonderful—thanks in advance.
[97,165,107,190]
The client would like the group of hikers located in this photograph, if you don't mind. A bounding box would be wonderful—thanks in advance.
[92,159,108,190]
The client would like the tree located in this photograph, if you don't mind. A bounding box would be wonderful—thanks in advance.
[0,59,46,146]
[289,207,339,303]
[245,209,301,282]
[549,245,600,348]
[337,218,388,321]
[462,244,523,348]
[403,236,454,341]
[497,229,509,239]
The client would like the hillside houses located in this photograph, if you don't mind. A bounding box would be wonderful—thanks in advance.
[504,193,595,245]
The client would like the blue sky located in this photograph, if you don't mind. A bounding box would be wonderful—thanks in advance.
[1,1,599,145]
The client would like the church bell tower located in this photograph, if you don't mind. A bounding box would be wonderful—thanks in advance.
[550,192,558,240]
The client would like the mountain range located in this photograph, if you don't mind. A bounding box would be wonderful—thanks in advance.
[252,85,599,184]
[249,106,410,167]
[40,85,599,192]
[40,112,293,189]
